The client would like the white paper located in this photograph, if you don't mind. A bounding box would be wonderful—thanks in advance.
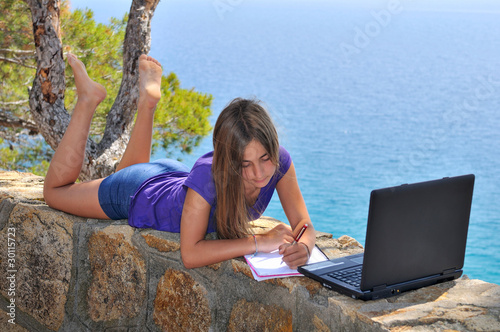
[244,246,328,281]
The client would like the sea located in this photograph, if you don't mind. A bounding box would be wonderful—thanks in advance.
[72,0,500,285]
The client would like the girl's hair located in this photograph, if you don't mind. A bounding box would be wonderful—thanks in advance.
[212,98,280,239]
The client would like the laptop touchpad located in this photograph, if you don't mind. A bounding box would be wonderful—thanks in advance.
[351,256,364,265]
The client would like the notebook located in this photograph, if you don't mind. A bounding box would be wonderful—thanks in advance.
[298,174,475,301]
[245,246,328,281]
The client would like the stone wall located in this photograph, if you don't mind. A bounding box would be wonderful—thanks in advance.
[0,170,499,332]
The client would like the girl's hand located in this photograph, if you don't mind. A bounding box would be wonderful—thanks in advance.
[256,224,294,253]
[278,242,310,269]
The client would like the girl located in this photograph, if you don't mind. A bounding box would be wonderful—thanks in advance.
[44,54,315,269]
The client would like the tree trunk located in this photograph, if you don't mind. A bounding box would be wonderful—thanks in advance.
[91,0,160,179]
[25,0,70,152]
[24,0,160,181]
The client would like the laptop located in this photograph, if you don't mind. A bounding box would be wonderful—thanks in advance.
[298,174,475,301]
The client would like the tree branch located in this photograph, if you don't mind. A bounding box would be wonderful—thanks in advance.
[0,100,29,106]
[23,0,160,180]
[0,56,37,69]
[0,110,39,133]
[24,0,68,144]
[94,0,160,176]
[0,48,36,55]
[23,0,91,173]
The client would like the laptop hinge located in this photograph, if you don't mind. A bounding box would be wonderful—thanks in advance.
[442,268,456,275]
[373,284,387,292]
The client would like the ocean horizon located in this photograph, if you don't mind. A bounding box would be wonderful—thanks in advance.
[73,0,500,285]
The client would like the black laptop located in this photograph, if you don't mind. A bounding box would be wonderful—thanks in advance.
[298,174,475,301]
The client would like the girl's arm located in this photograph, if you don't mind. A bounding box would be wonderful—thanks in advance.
[276,162,316,269]
[180,188,294,269]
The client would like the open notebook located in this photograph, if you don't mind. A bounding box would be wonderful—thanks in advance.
[245,246,328,281]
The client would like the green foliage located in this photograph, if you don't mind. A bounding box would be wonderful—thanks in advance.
[61,6,128,135]
[0,1,212,175]
[153,73,213,156]
[0,137,51,175]
[0,0,34,110]
[0,0,39,174]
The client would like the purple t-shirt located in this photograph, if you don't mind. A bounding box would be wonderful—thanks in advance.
[128,146,292,233]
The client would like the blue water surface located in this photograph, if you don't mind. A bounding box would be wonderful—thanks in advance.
[72,0,500,284]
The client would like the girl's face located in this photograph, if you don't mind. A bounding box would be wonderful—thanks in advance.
[241,139,277,192]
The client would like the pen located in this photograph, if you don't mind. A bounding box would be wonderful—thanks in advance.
[281,224,308,265]
[291,223,308,245]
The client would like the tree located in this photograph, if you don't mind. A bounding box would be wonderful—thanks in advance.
[0,0,212,180]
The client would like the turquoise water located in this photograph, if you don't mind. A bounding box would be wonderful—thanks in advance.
[73,0,500,284]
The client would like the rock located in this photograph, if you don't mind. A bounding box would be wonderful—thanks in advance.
[87,225,147,322]
[1,170,499,332]
[316,234,364,259]
[371,278,500,331]
[142,231,180,252]
[228,298,293,332]
[0,310,29,331]
[313,314,331,332]
[0,203,78,331]
[0,171,44,202]
[153,269,211,331]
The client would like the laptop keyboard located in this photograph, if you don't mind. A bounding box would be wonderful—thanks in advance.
[328,267,362,288]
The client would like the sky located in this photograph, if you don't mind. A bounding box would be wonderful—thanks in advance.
[69,0,500,25]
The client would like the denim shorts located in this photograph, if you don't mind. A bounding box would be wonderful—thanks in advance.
[98,159,190,219]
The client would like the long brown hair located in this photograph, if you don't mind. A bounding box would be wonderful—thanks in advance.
[212,98,280,239]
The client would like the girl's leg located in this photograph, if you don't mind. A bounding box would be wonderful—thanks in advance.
[43,53,109,219]
[115,55,163,171]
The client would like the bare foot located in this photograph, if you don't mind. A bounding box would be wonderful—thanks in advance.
[138,54,162,110]
[67,53,107,106]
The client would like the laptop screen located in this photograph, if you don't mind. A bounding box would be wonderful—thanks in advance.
[360,174,475,291]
